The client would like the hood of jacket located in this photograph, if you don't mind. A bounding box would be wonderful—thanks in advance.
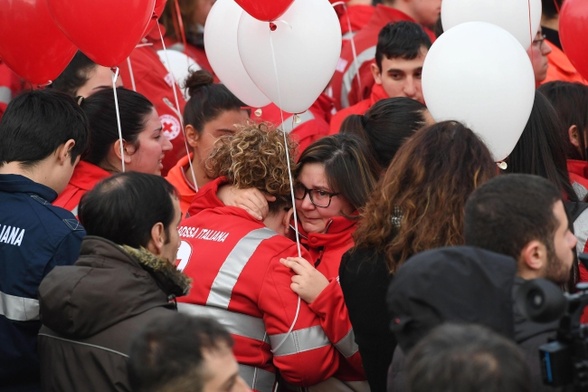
[387,246,517,354]
[39,236,191,338]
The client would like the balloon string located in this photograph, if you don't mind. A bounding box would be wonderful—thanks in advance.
[156,22,198,192]
[173,0,188,53]
[126,57,137,92]
[268,22,302,259]
[111,67,125,172]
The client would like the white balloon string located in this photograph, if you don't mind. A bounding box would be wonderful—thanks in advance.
[268,22,302,259]
[527,0,534,51]
[126,57,137,92]
[156,22,198,192]
[111,67,125,172]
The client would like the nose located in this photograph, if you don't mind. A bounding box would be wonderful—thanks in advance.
[569,232,578,250]
[542,40,552,55]
[298,192,315,210]
[162,135,173,151]
[403,77,418,98]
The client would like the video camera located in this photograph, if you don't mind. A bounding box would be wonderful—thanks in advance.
[517,262,588,390]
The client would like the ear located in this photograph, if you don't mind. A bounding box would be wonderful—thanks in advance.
[519,239,547,274]
[280,208,295,236]
[371,62,382,85]
[569,125,580,148]
[112,139,133,164]
[55,139,76,165]
[147,222,166,256]
[185,124,200,148]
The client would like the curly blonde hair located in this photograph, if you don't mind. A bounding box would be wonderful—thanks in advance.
[205,122,297,211]
[353,121,498,273]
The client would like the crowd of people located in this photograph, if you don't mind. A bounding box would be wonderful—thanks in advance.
[1,0,588,391]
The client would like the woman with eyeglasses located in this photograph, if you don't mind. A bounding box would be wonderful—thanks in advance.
[186,133,379,389]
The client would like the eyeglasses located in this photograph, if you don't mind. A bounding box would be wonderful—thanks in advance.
[532,34,547,51]
[293,183,340,208]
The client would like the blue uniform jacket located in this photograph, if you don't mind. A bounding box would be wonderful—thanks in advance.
[0,174,85,391]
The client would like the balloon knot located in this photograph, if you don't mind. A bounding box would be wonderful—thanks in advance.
[269,22,277,31]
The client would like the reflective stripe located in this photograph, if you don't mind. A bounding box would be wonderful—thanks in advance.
[0,86,11,104]
[38,333,129,358]
[178,302,269,344]
[239,364,276,392]
[207,227,277,308]
[0,290,39,321]
[269,325,330,357]
[278,111,315,134]
[573,181,588,201]
[574,209,588,255]
[340,46,376,108]
[334,328,359,358]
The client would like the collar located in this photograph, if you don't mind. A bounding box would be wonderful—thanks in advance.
[0,173,57,202]
[121,245,192,297]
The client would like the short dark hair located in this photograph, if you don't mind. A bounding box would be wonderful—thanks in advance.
[295,133,380,211]
[464,173,561,261]
[127,314,233,392]
[78,172,177,248]
[406,323,531,392]
[50,51,97,97]
[375,21,431,70]
[340,97,428,170]
[80,87,154,165]
[0,89,89,166]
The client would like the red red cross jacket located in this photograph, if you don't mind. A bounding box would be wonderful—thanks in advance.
[177,206,364,391]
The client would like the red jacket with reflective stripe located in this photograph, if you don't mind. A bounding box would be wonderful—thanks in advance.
[185,179,366,383]
[328,5,436,110]
[178,207,360,388]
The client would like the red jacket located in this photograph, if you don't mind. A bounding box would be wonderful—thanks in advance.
[329,83,388,134]
[328,5,436,110]
[118,42,188,176]
[255,96,332,157]
[53,161,110,216]
[542,41,588,86]
[165,153,197,216]
[177,207,362,390]
[337,4,375,38]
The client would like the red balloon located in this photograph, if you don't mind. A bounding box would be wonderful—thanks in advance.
[0,0,77,85]
[143,0,167,38]
[234,0,294,21]
[560,0,588,80]
[47,0,156,67]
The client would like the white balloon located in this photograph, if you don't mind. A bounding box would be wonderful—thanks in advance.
[441,0,541,49]
[203,0,270,108]
[422,21,535,161]
[157,49,200,100]
[237,0,341,113]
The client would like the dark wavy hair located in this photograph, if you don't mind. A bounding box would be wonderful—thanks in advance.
[353,120,497,272]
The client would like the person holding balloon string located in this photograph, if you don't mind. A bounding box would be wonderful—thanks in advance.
[54,87,172,217]
[165,70,250,216]
[186,133,380,389]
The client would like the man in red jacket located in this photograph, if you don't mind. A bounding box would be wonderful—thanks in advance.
[329,0,439,111]
[330,21,431,134]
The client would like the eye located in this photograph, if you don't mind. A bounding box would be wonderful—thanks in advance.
[315,190,330,198]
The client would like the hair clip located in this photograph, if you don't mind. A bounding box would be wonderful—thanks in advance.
[76,96,85,106]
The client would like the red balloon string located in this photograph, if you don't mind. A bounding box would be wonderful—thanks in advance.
[173,0,188,52]
[554,0,561,13]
